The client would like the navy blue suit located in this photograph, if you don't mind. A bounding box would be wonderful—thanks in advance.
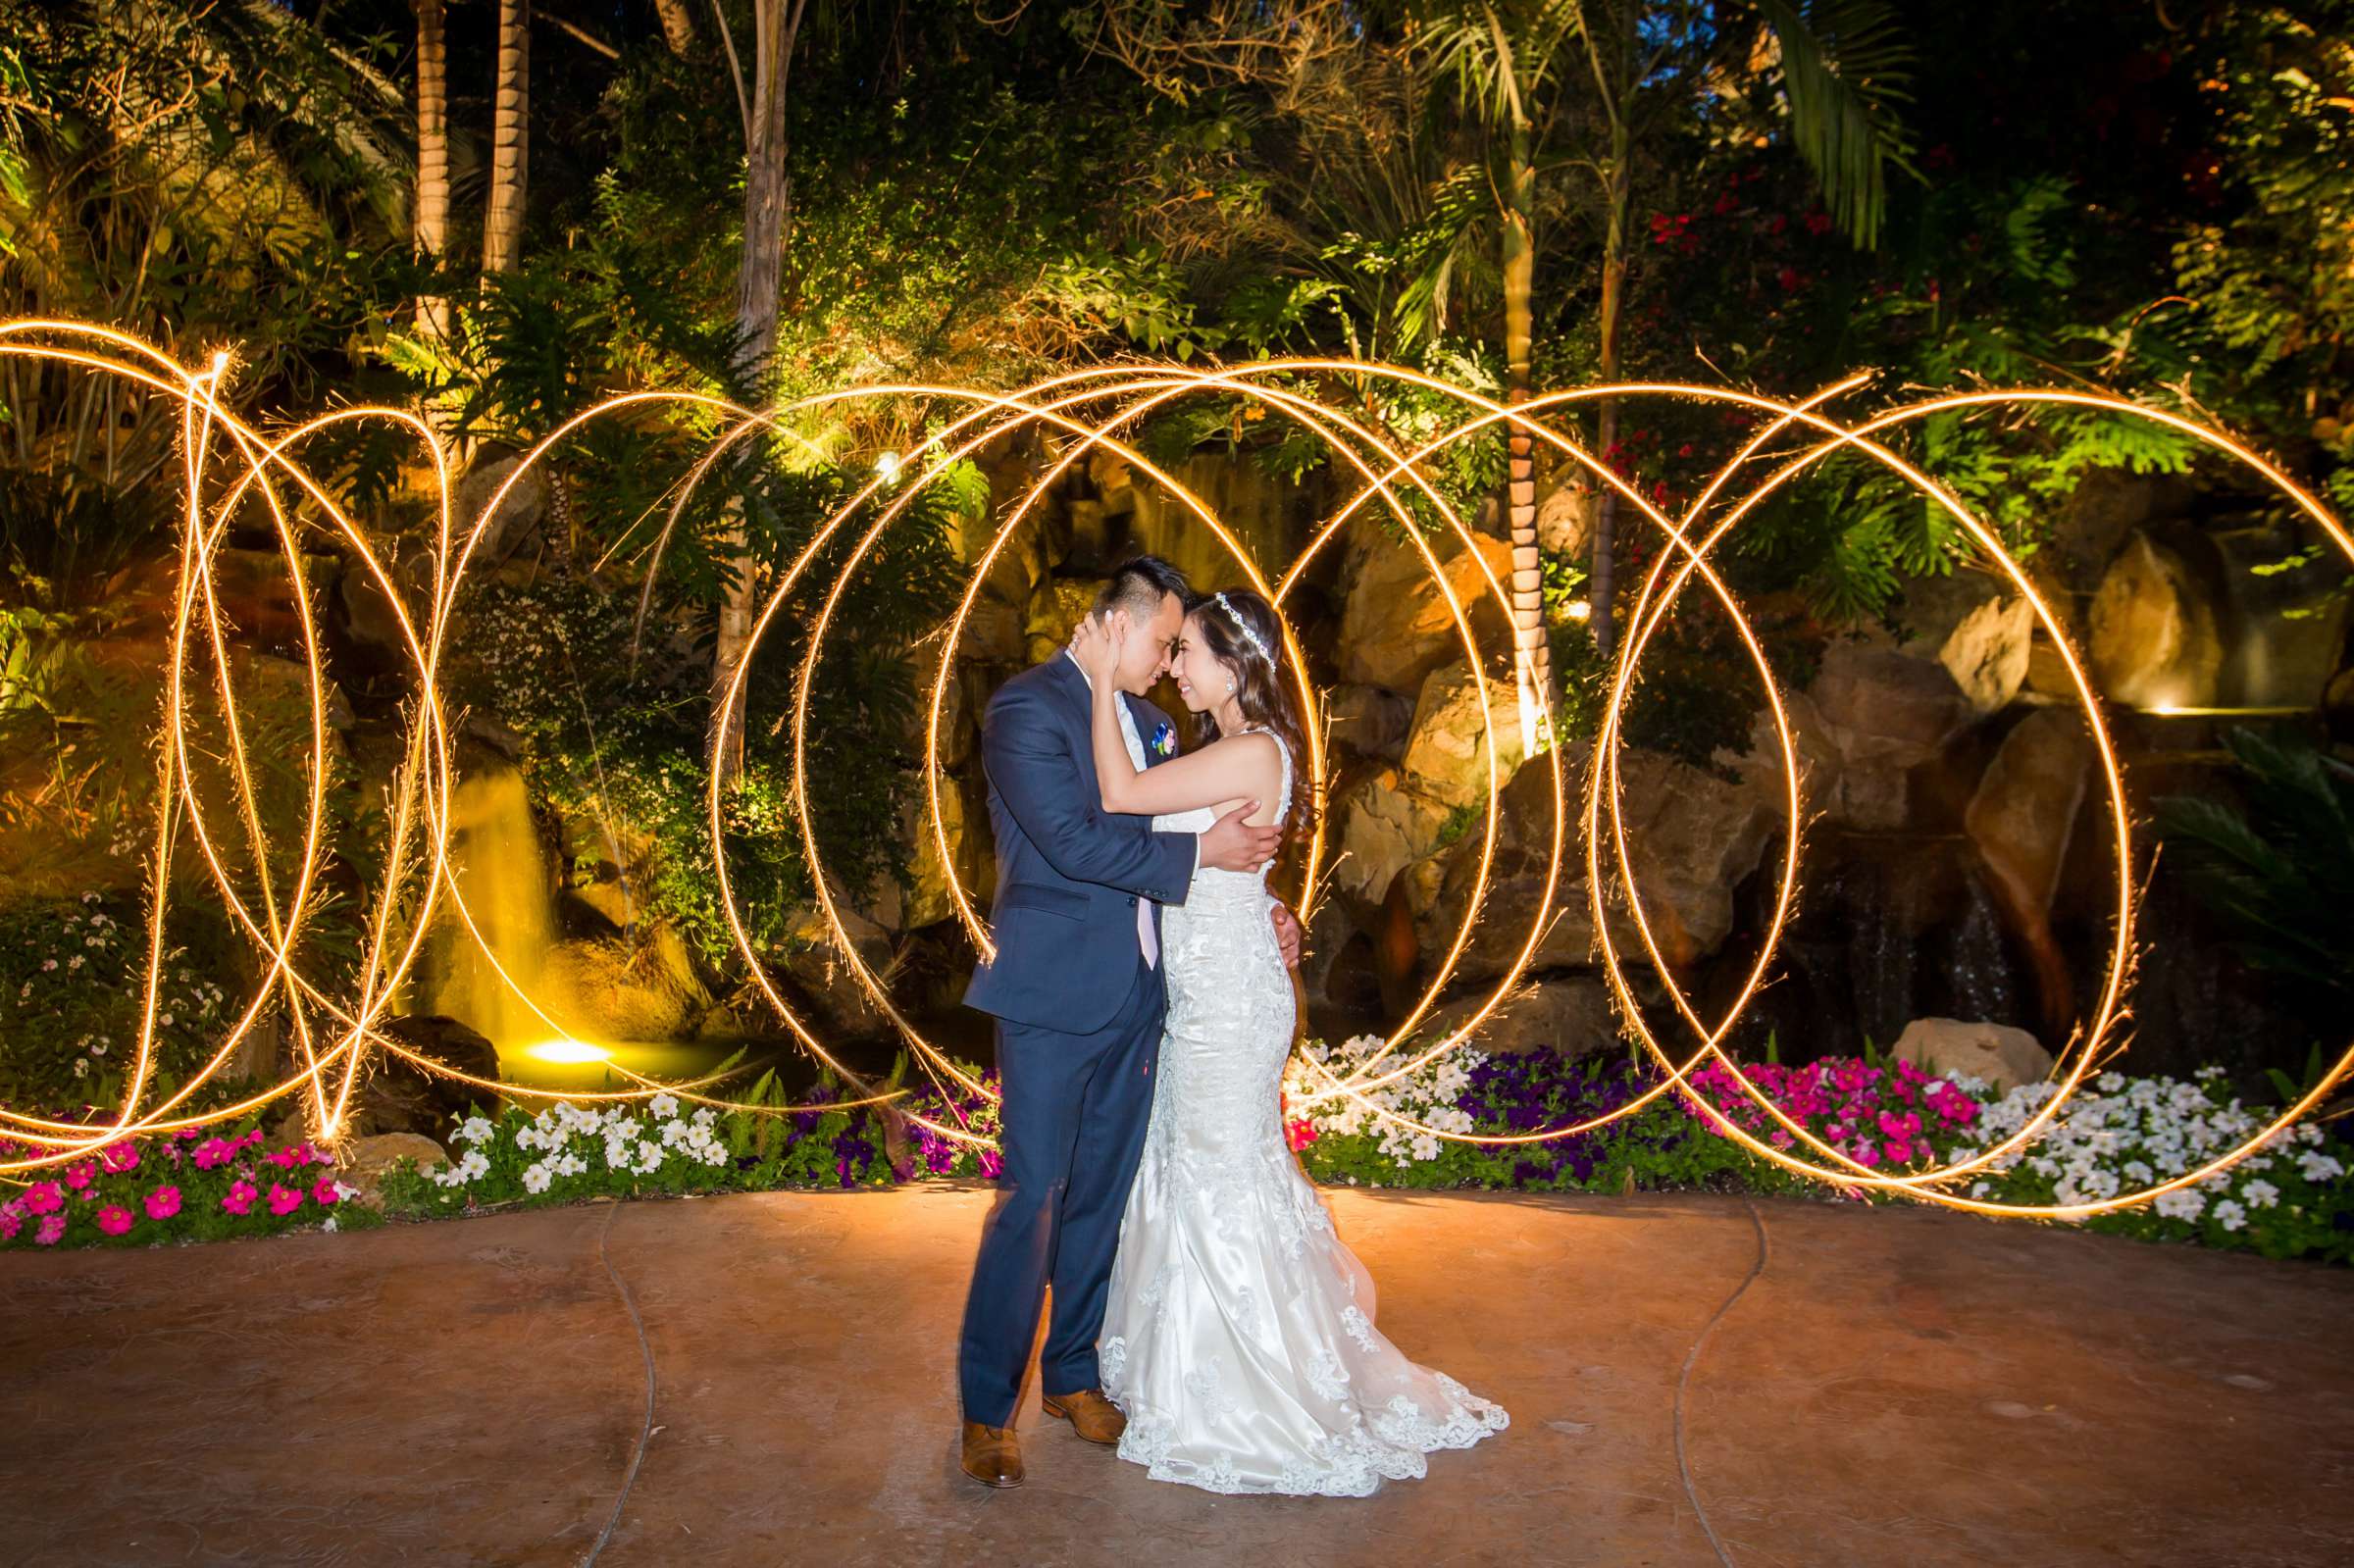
[957,654,1196,1428]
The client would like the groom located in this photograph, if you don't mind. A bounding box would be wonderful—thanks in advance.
[956,555,1299,1489]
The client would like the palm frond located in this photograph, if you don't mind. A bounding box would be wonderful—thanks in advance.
[1749,0,1919,249]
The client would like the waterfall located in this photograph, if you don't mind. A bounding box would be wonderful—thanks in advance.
[423,764,588,1051]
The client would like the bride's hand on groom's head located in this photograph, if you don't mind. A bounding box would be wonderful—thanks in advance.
[1071,611,1123,683]
[1201,799,1281,873]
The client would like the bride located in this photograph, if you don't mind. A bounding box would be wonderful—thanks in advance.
[1068,587,1508,1497]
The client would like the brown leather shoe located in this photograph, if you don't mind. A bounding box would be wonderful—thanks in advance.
[960,1422,1024,1488]
[1041,1389,1126,1444]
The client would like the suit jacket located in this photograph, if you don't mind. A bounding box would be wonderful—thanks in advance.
[962,655,1197,1033]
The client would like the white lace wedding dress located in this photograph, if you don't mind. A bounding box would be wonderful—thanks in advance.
[1099,730,1508,1496]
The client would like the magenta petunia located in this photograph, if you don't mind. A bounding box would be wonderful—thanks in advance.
[310,1174,340,1206]
[63,1161,93,1190]
[98,1141,139,1174]
[144,1185,182,1220]
[22,1182,64,1216]
[94,1204,134,1236]
[221,1179,259,1216]
[266,1183,303,1217]
[192,1137,234,1169]
[34,1214,66,1246]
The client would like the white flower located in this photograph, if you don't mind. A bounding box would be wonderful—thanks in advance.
[2298,1151,2346,1184]
[73,1058,88,1079]
[89,1041,106,1057]
[322,1215,339,1233]
[649,1093,680,1120]
[2154,1188,2206,1223]
[2213,1199,2247,1233]
[2240,1179,2280,1209]
[522,1163,552,1194]
[456,1116,494,1145]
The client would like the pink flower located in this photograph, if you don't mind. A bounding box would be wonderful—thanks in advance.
[99,1141,139,1174]
[35,1214,66,1246]
[264,1146,302,1169]
[1885,1140,1916,1165]
[266,1183,303,1217]
[95,1204,133,1236]
[0,1210,19,1241]
[221,1179,259,1216]
[310,1175,340,1207]
[144,1186,182,1221]
[193,1137,234,1170]
[63,1161,93,1190]
[22,1182,63,1216]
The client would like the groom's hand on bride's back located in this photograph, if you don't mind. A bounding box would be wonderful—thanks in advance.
[1200,800,1281,874]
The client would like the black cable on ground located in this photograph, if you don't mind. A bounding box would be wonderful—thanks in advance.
[1673,1197,1768,1568]
[581,1200,658,1567]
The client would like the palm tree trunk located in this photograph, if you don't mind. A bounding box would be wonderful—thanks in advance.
[710,0,808,782]
[1588,1,1633,664]
[1590,142,1627,662]
[482,0,529,277]
[1502,119,1549,748]
[413,0,451,343]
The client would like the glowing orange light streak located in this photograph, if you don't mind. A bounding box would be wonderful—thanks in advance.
[2,317,2345,1227]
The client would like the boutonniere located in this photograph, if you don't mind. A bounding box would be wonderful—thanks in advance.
[1151,720,1177,759]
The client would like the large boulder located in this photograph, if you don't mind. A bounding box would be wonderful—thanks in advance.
[1399,663,1527,810]
[780,905,893,1036]
[1891,1017,2054,1093]
[455,454,548,562]
[1331,767,1454,905]
[1336,531,1515,693]
[1810,640,1977,767]
[356,1016,504,1136]
[1802,641,1977,830]
[1423,746,1775,986]
[1327,683,1412,762]
[1939,595,2035,715]
[1965,710,2093,923]
[539,928,707,1042]
[335,1132,450,1208]
[1964,708,2094,1038]
[1534,482,1593,558]
[1420,974,1621,1058]
[2088,530,2222,709]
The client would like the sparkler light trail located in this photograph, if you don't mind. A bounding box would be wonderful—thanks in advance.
[2,316,2346,1225]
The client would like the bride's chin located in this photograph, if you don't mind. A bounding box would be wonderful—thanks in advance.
[1176,687,1210,714]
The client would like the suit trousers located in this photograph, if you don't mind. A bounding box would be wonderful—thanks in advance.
[956,956,1163,1428]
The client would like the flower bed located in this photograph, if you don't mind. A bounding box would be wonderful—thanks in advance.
[8,1044,2349,1265]
[377,1078,895,1216]
[0,1119,368,1249]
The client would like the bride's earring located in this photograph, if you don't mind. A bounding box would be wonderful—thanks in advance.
[1224,678,1235,695]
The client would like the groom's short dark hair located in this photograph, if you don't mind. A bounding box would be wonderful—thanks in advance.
[1092,554,1190,625]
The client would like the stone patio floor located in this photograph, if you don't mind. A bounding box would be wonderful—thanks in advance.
[4,1186,2350,1567]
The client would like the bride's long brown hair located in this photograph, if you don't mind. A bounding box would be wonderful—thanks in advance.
[1186,587,1318,839]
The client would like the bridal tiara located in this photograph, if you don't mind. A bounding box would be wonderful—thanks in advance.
[1211,591,1274,665]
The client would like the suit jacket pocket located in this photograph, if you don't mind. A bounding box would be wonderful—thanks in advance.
[995,881,1090,921]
